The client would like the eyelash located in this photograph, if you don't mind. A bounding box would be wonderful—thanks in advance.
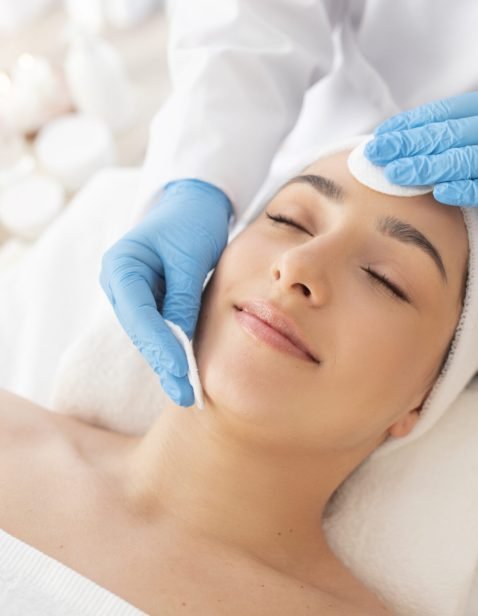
[265,212,410,303]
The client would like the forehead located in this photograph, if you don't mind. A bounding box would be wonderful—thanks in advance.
[299,150,468,294]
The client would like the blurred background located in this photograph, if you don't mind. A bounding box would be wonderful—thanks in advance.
[0,0,170,272]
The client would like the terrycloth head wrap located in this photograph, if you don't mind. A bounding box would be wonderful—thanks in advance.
[229,134,478,458]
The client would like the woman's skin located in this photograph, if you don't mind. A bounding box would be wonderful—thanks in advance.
[0,150,468,615]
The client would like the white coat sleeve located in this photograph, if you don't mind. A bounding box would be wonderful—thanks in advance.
[134,0,335,223]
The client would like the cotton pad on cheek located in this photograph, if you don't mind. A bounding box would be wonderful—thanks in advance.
[164,319,205,410]
[347,135,433,197]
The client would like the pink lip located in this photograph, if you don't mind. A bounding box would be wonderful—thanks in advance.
[234,299,320,364]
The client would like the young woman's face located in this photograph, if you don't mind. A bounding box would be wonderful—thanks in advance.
[193,151,468,456]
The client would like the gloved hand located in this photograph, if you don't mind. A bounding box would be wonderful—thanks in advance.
[364,91,478,206]
[100,179,233,406]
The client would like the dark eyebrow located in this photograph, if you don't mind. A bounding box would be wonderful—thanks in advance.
[376,216,447,284]
[283,173,448,285]
[284,174,345,202]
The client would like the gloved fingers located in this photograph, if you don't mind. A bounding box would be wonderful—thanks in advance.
[365,116,478,164]
[100,237,165,305]
[156,366,195,407]
[161,260,208,341]
[384,145,478,186]
[433,179,478,207]
[110,274,189,379]
[375,91,478,134]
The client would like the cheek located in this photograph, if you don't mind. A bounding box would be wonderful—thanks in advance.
[192,231,328,444]
[328,300,440,433]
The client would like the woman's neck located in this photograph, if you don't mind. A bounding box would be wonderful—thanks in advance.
[119,399,367,577]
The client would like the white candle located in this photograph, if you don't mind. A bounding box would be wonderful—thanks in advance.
[35,113,116,192]
[10,54,71,134]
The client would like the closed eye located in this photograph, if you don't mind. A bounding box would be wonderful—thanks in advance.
[362,266,409,302]
[266,212,310,234]
[266,211,410,303]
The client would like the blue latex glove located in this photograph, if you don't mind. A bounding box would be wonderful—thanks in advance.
[100,179,233,406]
[364,91,478,206]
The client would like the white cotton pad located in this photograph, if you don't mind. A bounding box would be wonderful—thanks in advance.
[347,135,433,197]
[164,319,204,410]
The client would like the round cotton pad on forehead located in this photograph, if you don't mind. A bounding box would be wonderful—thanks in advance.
[347,135,433,197]
[164,319,204,410]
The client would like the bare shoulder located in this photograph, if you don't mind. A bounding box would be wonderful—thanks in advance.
[0,387,122,454]
[0,387,59,447]
[0,388,109,541]
[0,388,80,500]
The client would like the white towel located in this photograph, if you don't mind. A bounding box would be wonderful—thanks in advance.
[1,162,477,615]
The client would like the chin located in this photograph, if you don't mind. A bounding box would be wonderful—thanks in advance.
[197,335,300,436]
[194,299,305,420]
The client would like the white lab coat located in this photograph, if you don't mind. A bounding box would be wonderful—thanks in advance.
[134,0,478,226]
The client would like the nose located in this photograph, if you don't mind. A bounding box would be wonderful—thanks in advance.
[271,226,348,304]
